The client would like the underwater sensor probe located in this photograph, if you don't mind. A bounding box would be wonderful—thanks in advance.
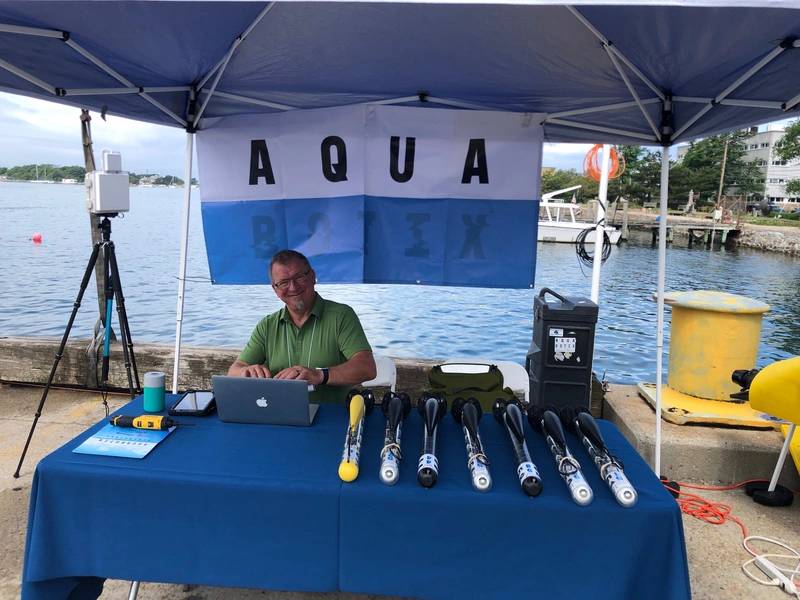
[379,391,412,485]
[573,411,637,507]
[493,399,542,497]
[532,409,593,506]
[452,397,492,492]
[338,389,374,482]
[417,394,447,488]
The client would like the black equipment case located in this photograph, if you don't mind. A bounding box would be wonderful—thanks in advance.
[526,288,598,421]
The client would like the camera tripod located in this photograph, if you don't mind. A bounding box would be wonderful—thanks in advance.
[14,216,141,478]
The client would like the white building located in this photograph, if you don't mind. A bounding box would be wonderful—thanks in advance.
[676,127,800,208]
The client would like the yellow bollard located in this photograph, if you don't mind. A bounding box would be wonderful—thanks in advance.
[665,290,770,401]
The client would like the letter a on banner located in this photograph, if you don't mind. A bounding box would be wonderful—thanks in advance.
[197,105,543,288]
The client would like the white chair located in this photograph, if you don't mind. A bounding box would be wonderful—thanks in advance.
[362,354,397,392]
[442,357,529,403]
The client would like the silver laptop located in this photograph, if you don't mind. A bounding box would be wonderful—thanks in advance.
[212,375,319,426]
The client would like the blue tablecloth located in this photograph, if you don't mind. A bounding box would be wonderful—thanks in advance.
[340,411,691,600]
[22,396,342,599]
[22,396,690,600]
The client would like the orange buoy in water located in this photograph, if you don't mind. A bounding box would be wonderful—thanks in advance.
[32,233,43,244]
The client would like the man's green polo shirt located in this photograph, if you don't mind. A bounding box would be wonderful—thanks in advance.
[238,293,372,405]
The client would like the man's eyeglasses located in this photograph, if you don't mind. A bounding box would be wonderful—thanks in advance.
[272,269,311,291]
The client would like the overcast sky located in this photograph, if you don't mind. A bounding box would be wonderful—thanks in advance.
[0,92,189,176]
[0,91,599,177]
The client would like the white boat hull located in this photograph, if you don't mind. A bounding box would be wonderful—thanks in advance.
[538,222,622,245]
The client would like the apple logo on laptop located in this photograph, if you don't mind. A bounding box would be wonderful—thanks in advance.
[256,396,269,408]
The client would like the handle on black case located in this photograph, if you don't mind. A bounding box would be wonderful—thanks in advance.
[538,287,573,307]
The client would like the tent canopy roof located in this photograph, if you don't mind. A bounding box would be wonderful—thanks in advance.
[1,1,800,144]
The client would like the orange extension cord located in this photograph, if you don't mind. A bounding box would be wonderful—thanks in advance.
[661,478,757,546]
[662,478,800,591]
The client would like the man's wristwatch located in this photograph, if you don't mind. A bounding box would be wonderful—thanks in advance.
[319,367,330,386]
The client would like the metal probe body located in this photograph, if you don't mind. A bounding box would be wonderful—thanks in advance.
[452,397,492,492]
[379,392,411,485]
[493,399,542,496]
[574,412,637,507]
[537,410,593,506]
[417,394,447,488]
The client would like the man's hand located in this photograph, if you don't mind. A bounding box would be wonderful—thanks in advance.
[275,365,323,385]
[228,360,271,378]
[241,364,271,378]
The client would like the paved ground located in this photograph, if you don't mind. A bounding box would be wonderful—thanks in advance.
[2,383,799,600]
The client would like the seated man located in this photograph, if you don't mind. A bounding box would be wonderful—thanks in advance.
[228,249,377,404]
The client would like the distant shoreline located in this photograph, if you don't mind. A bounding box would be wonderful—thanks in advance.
[0,179,196,188]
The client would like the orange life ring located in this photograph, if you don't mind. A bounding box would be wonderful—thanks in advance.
[583,144,625,182]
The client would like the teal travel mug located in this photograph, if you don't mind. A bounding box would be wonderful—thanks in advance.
[143,371,166,412]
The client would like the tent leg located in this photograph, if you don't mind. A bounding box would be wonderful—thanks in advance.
[171,131,195,394]
[590,144,610,304]
[654,149,670,475]
[768,424,795,492]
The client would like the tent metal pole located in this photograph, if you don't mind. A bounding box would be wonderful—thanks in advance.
[655,148,670,476]
[768,424,795,493]
[720,98,783,109]
[716,45,787,103]
[674,96,783,110]
[64,86,191,96]
[63,38,187,127]
[546,118,657,142]
[196,1,277,90]
[0,57,55,94]
[138,94,187,127]
[603,45,661,139]
[547,98,660,120]
[674,43,788,140]
[194,0,277,122]
[64,39,134,85]
[565,6,665,101]
[369,95,420,106]
[201,89,295,111]
[193,42,240,126]
[426,97,493,110]
[784,90,800,112]
[171,132,195,394]
[0,22,64,37]
[590,144,610,304]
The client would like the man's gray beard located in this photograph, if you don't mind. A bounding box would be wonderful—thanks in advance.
[292,299,306,312]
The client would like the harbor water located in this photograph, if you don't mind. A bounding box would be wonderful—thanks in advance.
[1,182,798,384]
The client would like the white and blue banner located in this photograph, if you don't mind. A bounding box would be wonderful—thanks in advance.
[197,105,543,288]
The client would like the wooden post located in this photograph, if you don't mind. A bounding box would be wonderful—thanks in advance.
[80,110,106,324]
[621,198,629,240]
[716,139,729,206]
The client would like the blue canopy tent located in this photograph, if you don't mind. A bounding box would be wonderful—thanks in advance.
[2,0,800,480]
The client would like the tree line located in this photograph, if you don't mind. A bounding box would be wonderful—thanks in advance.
[542,128,797,209]
[0,164,194,186]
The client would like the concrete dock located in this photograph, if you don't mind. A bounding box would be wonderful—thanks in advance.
[2,381,799,600]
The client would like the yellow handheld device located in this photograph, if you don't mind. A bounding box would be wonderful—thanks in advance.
[109,415,178,430]
[338,394,366,482]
